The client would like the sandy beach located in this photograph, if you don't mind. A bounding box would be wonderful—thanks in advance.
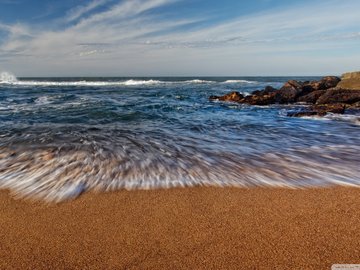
[1,187,360,269]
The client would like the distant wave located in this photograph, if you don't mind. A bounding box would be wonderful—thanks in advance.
[0,72,261,87]
[183,79,216,84]
[0,79,219,87]
[222,80,257,84]
[0,79,165,87]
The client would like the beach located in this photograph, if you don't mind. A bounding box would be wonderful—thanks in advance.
[1,187,360,269]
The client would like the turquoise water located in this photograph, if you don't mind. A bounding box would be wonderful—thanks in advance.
[0,76,359,201]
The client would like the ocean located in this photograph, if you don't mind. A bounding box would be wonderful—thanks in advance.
[0,73,359,202]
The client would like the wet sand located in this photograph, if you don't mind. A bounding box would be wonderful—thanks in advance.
[1,187,360,269]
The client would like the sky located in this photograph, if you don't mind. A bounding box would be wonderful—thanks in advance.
[0,0,359,77]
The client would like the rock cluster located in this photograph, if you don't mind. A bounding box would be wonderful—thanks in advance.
[209,73,360,117]
[337,71,360,90]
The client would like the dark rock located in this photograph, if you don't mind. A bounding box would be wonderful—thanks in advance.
[346,101,360,114]
[209,91,244,102]
[298,76,340,96]
[252,86,277,96]
[275,80,304,103]
[337,71,360,90]
[297,90,326,104]
[316,88,360,105]
[241,92,276,105]
[311,104,346,115]
[288,104,346,117]
[319,76,341,90]
[287,111,318,117]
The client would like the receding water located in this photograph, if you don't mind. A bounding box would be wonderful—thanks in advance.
[0,74,359,202]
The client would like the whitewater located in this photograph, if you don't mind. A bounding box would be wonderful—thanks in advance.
[0,72,359,202]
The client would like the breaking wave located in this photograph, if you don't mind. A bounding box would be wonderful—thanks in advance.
[0,74,260,87]
[1,73,359,203]
[0,72,18,84]
[222,80,257,84]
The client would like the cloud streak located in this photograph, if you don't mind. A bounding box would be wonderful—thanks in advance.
[1,0,360,76]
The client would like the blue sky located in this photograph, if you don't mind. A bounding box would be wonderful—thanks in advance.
[0,0,359,76]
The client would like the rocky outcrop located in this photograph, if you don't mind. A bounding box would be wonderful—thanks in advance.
[208,73,360,118]
[274,80,305,104]
[346,101,360,114]
[242,93,276,105]
[252,86,277,96]
[297,90,326,104]
[316,88,360,105]
[288,104,346,117]
[337,71,360,90]
[209,91,244,102]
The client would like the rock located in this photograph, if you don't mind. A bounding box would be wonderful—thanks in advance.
[319,76,341,90]
[348,101,360,108]
[297,90,326,104]
[302,76,340,91]
[311,104,346,115]
[288,104,346,117]
[337,71,360,90]
[209,91,244,102]
[252,86,277,96]
[275,80,304,103]
[346,101,360,114]
[287,111,319,117]
[241,92,276,105]
[316,88,360,105]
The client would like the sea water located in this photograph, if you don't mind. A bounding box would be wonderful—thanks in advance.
[0,72,359,201]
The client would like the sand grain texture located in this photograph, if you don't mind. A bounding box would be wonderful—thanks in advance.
[1,187,360,269]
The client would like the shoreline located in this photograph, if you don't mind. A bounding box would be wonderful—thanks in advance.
[1,186,360,269]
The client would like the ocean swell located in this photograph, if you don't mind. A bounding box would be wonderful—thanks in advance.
[0,74,359,202]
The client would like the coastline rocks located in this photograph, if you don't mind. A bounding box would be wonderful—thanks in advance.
[310,76,341,90]
[337,71,360,90]
[316,88,360,105]
[209,91,244,102]
[252,86,277,96]
[297,90,326,104]
[208,73,360,118]
[242,93,276,105]
[274,80,304,104]
[288,104,346,117]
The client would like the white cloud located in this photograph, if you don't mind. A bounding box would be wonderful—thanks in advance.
[65,0,110,23]
[1,0,360,76]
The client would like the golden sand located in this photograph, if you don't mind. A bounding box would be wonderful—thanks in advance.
[1,187,360,269]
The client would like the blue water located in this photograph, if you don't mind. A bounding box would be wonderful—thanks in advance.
[0,75,359,202]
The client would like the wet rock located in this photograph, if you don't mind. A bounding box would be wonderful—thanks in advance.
[337,71,360,90]
[297,90,326,104]
[300,76,340,92]
[241,92,276,105]
[209,91,244,102]
[316,88,360,105]
[252,86,277,96]
[318,76,341,90]
[288,103,346,117]
[275,80,304,103]
[346,101,360,114]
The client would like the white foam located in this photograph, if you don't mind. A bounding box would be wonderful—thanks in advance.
[324,113,360,125]
[0,78,217,87]
[0,79,166,87]
[0,74,260,87]
[123,79,162,86]
[296,113,360,125]
[0,72,18,83]
[222,80,257,84]
[184,79,215,84]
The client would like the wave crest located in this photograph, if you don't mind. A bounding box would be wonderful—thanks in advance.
[0,72,18,83]
[222,80,257,84]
